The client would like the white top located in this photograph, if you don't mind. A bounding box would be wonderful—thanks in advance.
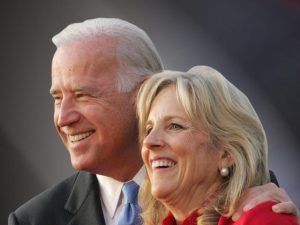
[96,166,145,225]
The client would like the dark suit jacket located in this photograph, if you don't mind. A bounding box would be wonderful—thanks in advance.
[8,171,106,225]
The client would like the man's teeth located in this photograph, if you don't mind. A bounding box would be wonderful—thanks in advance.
[69,131,93,142]
[151,160,175,169]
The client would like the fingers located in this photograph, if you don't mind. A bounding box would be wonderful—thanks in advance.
[272,201,297,214]
[273,202,300,224]
[244,183,281,208]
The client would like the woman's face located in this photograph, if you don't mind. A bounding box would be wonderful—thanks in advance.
[142,86,222,203]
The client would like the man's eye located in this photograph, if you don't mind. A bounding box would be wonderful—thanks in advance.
[53,96,62,105]
[75,93,92,102]
[76,93,86,98]
[169,123,183,130]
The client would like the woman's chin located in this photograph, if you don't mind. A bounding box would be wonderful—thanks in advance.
[151,186,172,201]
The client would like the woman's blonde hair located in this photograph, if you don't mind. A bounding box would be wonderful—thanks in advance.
[136,66,270,225]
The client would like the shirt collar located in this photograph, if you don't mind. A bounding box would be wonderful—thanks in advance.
[96,166,146,219]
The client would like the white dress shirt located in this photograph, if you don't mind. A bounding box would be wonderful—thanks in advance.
[96,167,145,225]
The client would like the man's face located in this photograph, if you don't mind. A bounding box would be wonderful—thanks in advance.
[50,38,142,181]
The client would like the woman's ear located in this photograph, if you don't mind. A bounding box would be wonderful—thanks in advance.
[218,149,234,170]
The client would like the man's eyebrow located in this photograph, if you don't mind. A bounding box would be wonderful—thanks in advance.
[73,86,99,93]
[49,86,100,95]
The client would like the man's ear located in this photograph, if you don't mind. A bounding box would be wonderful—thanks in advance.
[130,75,150,105]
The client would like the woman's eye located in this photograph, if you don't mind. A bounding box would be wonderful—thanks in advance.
[145,127,152,136]
[169,123,183,130]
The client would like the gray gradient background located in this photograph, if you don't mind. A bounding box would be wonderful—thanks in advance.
[1,0,299,224]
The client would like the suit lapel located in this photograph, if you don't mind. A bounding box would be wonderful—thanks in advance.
[65,171,106,225]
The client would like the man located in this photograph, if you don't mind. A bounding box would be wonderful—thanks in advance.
[8,18,299,225]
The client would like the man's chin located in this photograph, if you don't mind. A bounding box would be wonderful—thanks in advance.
[70,157,88,171]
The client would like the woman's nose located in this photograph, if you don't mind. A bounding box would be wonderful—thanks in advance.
[143,128,165,150]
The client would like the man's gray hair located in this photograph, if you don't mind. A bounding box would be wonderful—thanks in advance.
[52,18,164,92]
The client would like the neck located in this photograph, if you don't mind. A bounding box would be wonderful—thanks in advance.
[101,159,144,182]
[92,146,144,181]
[163,182,221,223]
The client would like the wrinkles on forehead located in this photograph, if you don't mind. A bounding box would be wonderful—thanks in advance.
[52,36,119,75]
[50,36,120,94]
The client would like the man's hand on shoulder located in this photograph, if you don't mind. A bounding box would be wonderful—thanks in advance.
[232,183,299,222]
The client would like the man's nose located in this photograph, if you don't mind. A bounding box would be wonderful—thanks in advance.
[56,99,80,128]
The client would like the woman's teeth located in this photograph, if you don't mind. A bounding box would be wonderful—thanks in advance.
[151,160,175,169]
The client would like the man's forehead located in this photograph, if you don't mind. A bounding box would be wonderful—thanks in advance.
[50,64,118,93]
[50,77,114,94]
[55,35,119,53]
[53,39,119,70]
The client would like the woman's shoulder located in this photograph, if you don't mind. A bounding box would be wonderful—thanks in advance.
[218,201,298,225]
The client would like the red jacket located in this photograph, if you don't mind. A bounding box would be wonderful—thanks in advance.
[162,201,298,225]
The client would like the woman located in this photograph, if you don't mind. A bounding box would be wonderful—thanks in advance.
[136,66,298,225]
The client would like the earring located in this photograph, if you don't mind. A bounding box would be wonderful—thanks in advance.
[220,167,229,177]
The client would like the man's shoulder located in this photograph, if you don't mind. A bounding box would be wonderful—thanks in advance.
[17,172,79,210]
[9,171,92,224]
